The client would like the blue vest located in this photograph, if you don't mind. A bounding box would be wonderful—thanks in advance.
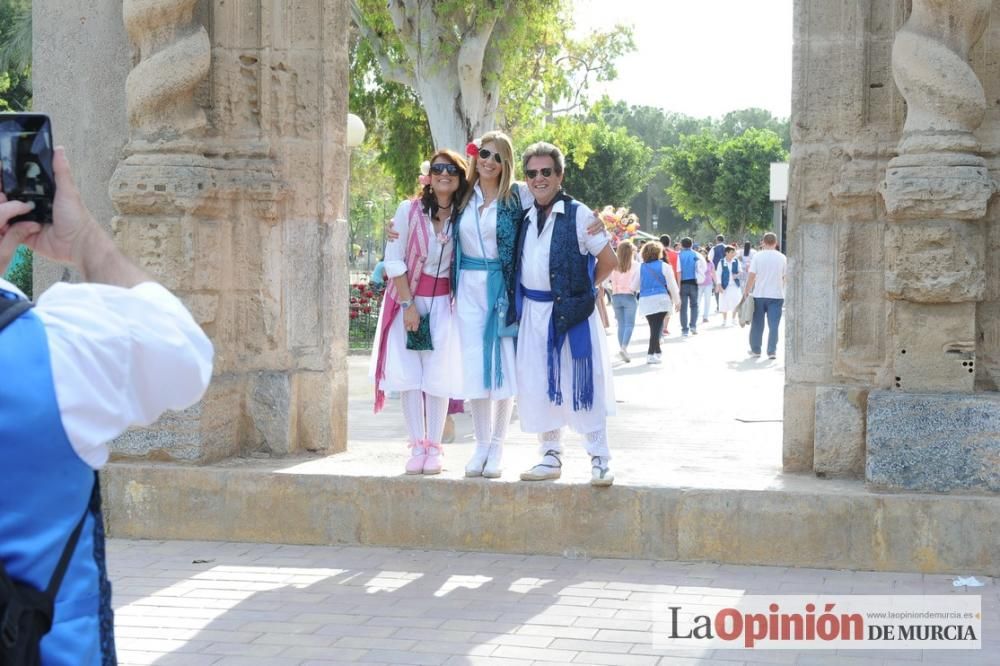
[0,291,114,665]
[639,260,668,298]
[679,249,699,281]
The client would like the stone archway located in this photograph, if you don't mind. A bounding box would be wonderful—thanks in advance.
[785,0,1000,494]
[28,0,1000,573]
[35,0,352,462]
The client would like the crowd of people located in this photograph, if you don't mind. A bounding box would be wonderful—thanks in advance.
[607,232,786,362]
[369,130,787,488]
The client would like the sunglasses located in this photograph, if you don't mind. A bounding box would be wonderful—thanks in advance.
[478,148,502,164]
[524,167,556,179]
[430,163,460,176]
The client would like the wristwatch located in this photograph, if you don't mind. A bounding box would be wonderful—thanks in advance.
[400,299,412,310]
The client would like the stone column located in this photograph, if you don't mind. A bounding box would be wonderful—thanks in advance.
[109,0,350,462]
[871,0,998,492]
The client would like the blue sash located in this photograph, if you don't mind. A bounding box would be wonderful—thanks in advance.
[461,254,505,389]
[522,286,594,410]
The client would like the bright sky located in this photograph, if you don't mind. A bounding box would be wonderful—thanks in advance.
[572,0,793,120]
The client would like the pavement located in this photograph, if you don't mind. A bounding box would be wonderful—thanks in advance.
[106,308,999,663]
[109,539,998,665]
[333,306,792,490]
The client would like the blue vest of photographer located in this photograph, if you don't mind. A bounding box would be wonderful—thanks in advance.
[0,290,112,665]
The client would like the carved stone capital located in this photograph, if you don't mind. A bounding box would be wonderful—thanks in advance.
[882,0,995,222]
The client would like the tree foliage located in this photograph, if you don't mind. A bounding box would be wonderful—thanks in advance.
[0,0,31,111]
[3,246,32,297]
[350,0,633,195]
[520,118,651,210]
[664,128,786,238]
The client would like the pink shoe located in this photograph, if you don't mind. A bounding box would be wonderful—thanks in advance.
[405,441,426,475]
[423,441,443,475]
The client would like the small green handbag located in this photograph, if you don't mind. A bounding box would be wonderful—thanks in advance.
[406,313,433,351]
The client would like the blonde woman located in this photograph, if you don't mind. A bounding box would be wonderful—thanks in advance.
[453,131,533,478]
[631,241,680,364]
[608,241,639,362]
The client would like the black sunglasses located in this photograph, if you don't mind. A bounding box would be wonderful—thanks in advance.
[430,163,460,176]
[478,148,502,164]
[524,167,556,179]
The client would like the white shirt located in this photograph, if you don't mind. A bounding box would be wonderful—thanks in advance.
[385,200,454,279]
[749,248,787,299]
[460,182,534,259]
[521,199,608,290]
[0,277,214,469]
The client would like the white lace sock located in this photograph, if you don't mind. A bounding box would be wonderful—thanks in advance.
[400,390,426,444]
[537,428,564,456]
[584,426,611,460]
[423,393,450,445]
[490,397,514,447]
[468,398,493,447]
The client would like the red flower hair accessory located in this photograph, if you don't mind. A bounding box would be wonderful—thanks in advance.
[466,140,480,157]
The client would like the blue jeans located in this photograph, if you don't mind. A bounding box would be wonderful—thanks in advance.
[611,293,638,348]
[680,282,699,333]
[749,297,784,355]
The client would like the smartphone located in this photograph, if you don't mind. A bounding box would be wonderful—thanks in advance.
[0,113,55,224]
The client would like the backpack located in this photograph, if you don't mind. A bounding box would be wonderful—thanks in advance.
[0,296,89,666]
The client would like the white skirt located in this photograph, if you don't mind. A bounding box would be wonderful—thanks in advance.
[719,283,742,313]
[369,292,461,398]
[515,299,615,434]
[455,269,517,400]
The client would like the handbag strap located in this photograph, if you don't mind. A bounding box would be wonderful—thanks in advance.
[0,297,32,332]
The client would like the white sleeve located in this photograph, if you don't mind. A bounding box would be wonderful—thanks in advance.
[631,265,641,292]
[384,200,412,279]
[514,182,534,210]
[575,203,608,256]
[749,252,759,275]
[35,281,214,469]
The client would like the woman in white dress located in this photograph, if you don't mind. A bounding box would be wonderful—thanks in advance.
[717,245,743,325]
[454,131,533,478]
[370,149,468,475]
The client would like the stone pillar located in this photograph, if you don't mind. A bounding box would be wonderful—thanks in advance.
[109,0,350,462]
[870,0,998,491]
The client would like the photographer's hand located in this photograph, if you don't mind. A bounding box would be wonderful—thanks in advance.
[3,147,150,288]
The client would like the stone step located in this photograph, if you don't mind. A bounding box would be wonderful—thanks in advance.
[102,460,1000,576]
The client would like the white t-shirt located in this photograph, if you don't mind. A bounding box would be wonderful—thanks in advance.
[749,249,787,299]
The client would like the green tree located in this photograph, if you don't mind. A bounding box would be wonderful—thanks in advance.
[717,107,790,151]
[520,116,652,210]
[664,128,787,238]
[0,0,31,111]
[664,130,723,229]
[713,128,786,237]
[349,139,398,268]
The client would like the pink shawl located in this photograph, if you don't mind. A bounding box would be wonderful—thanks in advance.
[373,200,432,413]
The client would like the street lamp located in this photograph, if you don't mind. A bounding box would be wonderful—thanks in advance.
[347,113,366,148]
[651,213,659,231]
[345,114,367,267]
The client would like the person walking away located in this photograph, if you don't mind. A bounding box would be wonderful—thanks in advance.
[608,241,639,362]
[659,234,679,335]
[676,237,706,336]
[697,247,718,325]
[631,240,679,364]
[745,232,787,359]
[717,245,742,325]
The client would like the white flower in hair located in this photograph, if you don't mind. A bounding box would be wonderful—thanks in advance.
[420,160,431,176]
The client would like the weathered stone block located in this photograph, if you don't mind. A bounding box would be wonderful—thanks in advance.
[893,302,976,392]
[782,383,815,472]
[246,371,293,455]
[867,390,1000,493]
[814,386,867,477]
